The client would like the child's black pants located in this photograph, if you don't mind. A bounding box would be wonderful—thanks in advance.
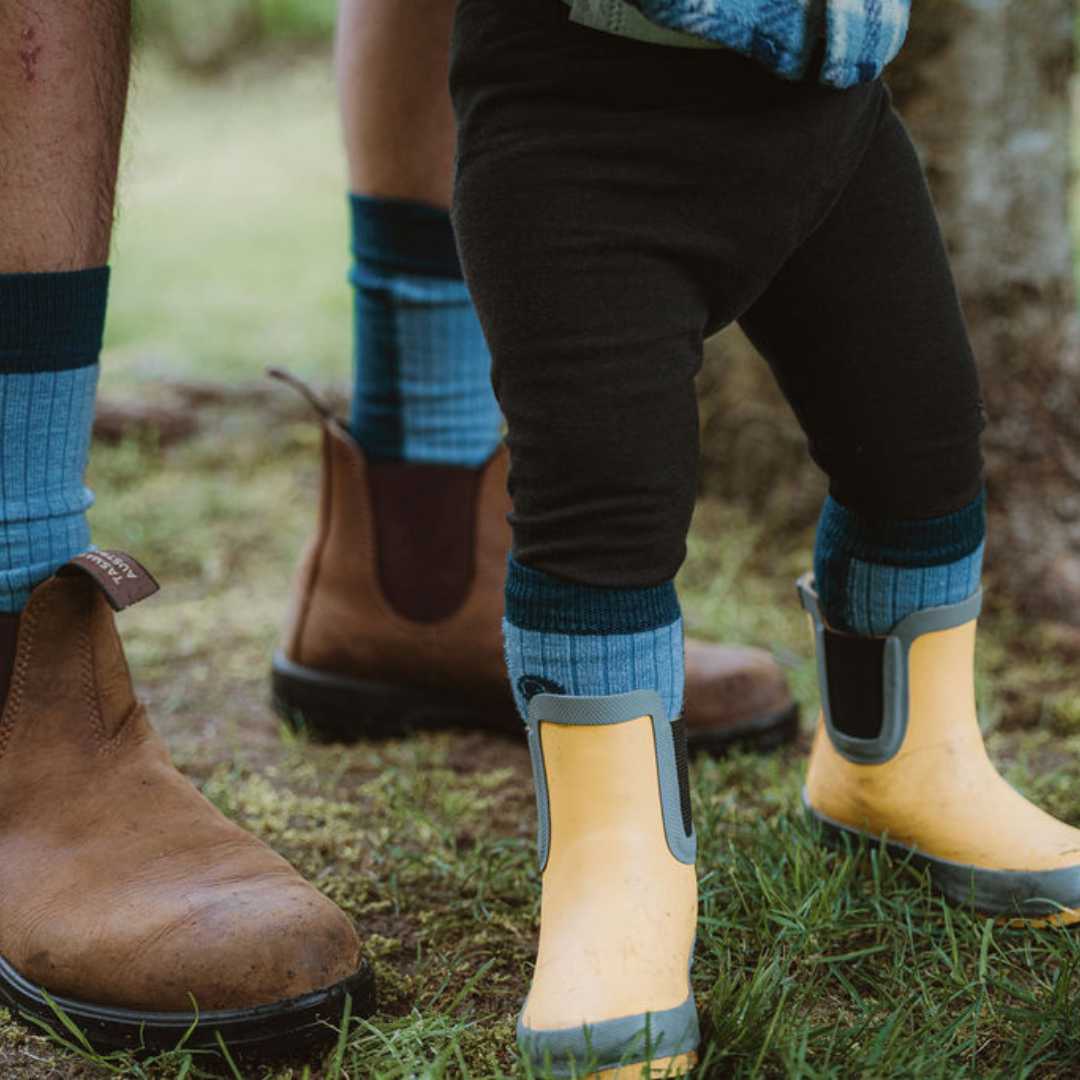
[451,0,985,588]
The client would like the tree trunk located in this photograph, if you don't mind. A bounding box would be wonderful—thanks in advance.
[700,0,1080,622]
[891,0,1080,622]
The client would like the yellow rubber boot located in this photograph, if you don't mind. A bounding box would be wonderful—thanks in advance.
[799,575,1080,925]
[518,691,699,1078]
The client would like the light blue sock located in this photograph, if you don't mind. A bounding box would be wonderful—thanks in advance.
[503,556,685,722]
[348,195,502,467]
[0,269,106,613]
[814,492,986,636]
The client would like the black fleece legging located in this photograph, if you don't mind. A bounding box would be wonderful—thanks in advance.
[450,0,985,589]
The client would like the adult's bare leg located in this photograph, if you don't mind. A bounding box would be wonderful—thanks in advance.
[336,0,457,205]
[0,2,371,1052]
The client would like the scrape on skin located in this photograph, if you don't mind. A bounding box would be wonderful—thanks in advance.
[19,27,42,84]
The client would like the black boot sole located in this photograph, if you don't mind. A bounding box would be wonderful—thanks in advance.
[271,651,799,755]
[271,651,522,739]
[0,954,375,1058]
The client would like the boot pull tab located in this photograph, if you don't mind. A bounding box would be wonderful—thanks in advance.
[57,551,160,612]
[266,366,334,421]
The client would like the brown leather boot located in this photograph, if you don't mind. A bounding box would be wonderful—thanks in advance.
[0,551,373,1055]
[272,378,797,753]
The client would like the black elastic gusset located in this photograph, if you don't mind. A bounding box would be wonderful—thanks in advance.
[671,718,693,837]
[517,674,566,702]
[824,630,886,740]
[0,614,17,716]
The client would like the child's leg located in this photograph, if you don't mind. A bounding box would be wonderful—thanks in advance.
[452,9,722,1078]
[451,3,891,1074]
[739,92,985,636]
[456,108,703,1080]
[740,99,1080,924]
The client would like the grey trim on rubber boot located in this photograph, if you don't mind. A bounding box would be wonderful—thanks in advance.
[517,995,700,1079]
[525,689,696,871]
[522,690,698,1072]
[796,574,983,766]
[805,791,1080,919]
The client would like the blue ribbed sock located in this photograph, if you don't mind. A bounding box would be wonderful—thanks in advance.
[348,195,502,467]
[0,269,107,613]
[504,556,685,721]
[814,492,986,636]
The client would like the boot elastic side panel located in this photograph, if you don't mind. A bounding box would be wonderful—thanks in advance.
[796,573,982,766]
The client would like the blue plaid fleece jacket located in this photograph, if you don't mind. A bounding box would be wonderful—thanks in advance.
[604,0,911,88]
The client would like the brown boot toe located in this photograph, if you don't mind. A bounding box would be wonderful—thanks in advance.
[151,874,362,1010]
[0,555,373,1055]
[17,869,361,1012]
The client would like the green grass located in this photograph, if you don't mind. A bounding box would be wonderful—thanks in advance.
[75,425,1080,1080]
[137,0,335,69]
[8,42,1080,1080]
[18,413,1072,1080]
[256,0,336,40]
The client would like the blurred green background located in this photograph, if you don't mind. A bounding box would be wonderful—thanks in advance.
[106,0,343,395]
[138,0,335,65]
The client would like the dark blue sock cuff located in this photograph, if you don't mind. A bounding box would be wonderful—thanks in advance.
[817,490,987,568]
[349,195,463,280]
[0,267,109,372]
[505,556,681,635]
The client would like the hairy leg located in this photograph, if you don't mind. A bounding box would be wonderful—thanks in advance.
[0,0,131,271]
[336,0,457,205]
[0,0,130,612]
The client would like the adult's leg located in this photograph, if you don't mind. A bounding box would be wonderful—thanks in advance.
[0,0,127,648]
[336,0,456,205]
[0,0,127,272]
[0,1,369,1049]
[335,0,499,463]
[742,97,1080,924]
[0,0,129,619]
[271,0,797,752]
[274,0,509,734]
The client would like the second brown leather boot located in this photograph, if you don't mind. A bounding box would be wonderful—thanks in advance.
[0,551,373,1055]
[272,384,797,753]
